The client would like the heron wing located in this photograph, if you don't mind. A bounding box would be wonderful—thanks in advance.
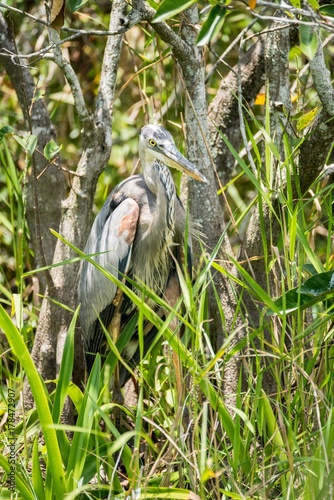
[78,195,139,369]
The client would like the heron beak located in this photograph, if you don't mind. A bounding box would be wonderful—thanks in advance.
[161,146,208,183]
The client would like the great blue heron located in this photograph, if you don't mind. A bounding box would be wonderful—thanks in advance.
[78,124,206,402]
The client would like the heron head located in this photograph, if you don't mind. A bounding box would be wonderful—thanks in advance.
[139,124,207,183]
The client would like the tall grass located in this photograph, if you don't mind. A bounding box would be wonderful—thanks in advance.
[1,125,334,499]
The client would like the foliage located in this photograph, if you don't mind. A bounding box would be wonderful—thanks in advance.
[1,0,334,498]
[1,113,334,498]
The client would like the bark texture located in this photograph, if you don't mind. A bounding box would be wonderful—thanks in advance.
[179,7,242,403]
[127,0,245,404]
[21,0,127,408]
[0,12,66,273]
[237,20,334,395]
[208,37,266,183]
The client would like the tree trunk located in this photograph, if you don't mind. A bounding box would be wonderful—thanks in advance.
[22,0,127,409]
[0,12,66,276]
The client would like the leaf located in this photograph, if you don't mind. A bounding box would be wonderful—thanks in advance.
[13,134,38,156]
[296,107,319,131]
[0,304,67,497]
[319,4,334,16]
[196,5,227,47]
[44,140,62,161]
[68,0,88,13]
[152,0,196,23]
[66,355,101,488]
[50,0,66,31]
[11,293,23,329]
[299,24,318,60]
[299,270,334,296]
[52,307,78,424]
[307,0,319,10]
[303,263,318,276]
[255,92,266,105]
[27,134,38,156]
[0,125,13,142]
[0,454,34,500]
[32,438,45,500]
[249,0,257,8]
[289,0,300,7]
[270,271,334,315]
[270,287,320,315]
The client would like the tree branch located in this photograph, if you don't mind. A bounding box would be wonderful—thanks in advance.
[48,28,90,125]
[0,11,66,272]
[208,37,266,183]
[24,0,127,408]
[130,0,193,63]
[309,27,334,117]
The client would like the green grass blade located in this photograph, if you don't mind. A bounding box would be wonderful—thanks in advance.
[0,453,34,499]
[52,307,78,423]
[0,304,67,497]
[66,355,101,488]
[32,437,46,500]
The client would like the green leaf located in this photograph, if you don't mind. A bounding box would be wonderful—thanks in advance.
[270,287,320,315]
[66,355,101,488]
[197,5,226,46]
[32,438,45,500]
[289,0,300,7]
[27,135,38,156]
[319,4,334,16]
[270,271,334,315]
[13,134,38,156]
[68,0,88,13]
[296,107,319,131]
[307,0,319,9]
[300,24,318,60]
[152,0,196,23]
[299,270,334,296]
[52,308,78,424]
[0,454,34,499]
[303,263,318,276]
[0,305,67,498]
[44,140,62,161]
[0,125,13,142]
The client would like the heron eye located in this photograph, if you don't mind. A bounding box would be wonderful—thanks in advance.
[149,139,157,147]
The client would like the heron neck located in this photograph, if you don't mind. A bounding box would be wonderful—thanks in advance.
[144,160,175,232]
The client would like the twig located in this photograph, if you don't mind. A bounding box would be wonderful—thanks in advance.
[0,28,126,63]
[0,2,48,25]
[48,28,90,124]
[132,0,192,63]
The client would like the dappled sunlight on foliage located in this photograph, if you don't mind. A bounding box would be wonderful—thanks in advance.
[1,0,334,497]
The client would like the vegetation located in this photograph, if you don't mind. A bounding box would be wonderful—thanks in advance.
[1,0,334,498]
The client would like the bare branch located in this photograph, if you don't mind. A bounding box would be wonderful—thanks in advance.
[309,27,334,116]
[0,29,126,62]
[48,28,90,125]
[130,0,192,63]
[208,37,265,183]
[0,2,48,26]
[95,0,128,129]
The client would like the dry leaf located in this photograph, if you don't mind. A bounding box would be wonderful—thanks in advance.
[249,0,257,9]
[50,0,66,31]
[255,92,265,105]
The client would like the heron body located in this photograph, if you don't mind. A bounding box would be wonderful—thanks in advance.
[78,124,206,385]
